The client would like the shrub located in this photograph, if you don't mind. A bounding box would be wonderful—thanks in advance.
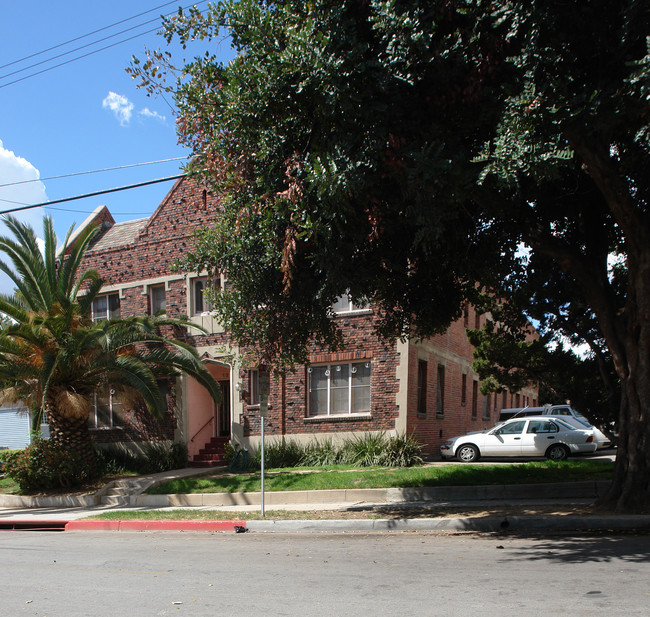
[382,433,424,467]
[95,445,141,475]
[302,439,342,466]
[0,448,21,473]
[5,438,98,492]
[140,442,188,473]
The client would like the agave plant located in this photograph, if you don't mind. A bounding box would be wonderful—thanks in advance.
[0,215,220,471]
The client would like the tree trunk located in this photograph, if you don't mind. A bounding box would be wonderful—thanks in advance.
[47,412,98,482]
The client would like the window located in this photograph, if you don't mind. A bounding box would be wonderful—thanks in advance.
[91,293,120,322]
[497,420,526,435]
[193,278,218,315]
[471,379,478,420]
[474,310,481,329]
[461,374,467,406]
[482,392,491,420]
[417,360,427,416]
[150,285,166,315]
[332,294,369,314]
[436,365,445,417]
[308,361,371,417]
[249,369,260,405]
[527,420,558,434]
[88,387,124,429]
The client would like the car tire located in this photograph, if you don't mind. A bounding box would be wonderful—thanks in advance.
[456,444,480,463]
[545,444,569,461]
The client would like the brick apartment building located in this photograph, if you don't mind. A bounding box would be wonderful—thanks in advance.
[74,177,538,462]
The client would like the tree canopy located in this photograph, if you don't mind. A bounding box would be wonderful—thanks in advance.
[132,0,650,510]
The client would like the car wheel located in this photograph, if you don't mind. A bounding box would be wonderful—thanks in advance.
[456,444,479,463]
[546,444,569,461]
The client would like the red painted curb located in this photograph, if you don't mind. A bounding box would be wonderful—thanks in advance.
[65,520,247,532]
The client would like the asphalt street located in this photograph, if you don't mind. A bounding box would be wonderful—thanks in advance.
[1,530,648,616]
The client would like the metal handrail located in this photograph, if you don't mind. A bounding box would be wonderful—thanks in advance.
[189,416,214,443]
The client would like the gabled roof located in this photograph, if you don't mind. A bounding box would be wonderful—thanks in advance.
[88,217,148,252]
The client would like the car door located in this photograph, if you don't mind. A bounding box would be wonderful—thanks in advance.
[521,419,559,456]
[480,420,526,456]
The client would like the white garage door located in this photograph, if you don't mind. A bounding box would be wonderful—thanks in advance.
[0,406,31,450]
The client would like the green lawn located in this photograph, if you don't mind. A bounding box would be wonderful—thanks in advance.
[147,460,613,495]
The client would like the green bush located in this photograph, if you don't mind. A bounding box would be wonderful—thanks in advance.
[95,445,142,475]
[0,448,22,473]
[5,438,98,492]
[140,442,188,473]
[241,433,424,471]
[302,439,342,466]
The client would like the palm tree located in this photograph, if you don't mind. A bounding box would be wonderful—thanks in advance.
[0,215,221,473]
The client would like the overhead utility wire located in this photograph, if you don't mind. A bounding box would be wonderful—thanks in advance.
[0,27,160,89]
[0,156,188,189]
[0,0,182,70]
[0,16,165,81]
[0,174,187,215]
[0,0,209,89]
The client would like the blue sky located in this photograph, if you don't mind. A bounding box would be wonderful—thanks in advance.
[0,1,235,294]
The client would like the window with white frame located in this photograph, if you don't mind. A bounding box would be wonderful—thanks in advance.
[332,294,369,314]
[88,387,124,429]
[150,284,166,315]
[308,361,371,416]
[91,293,120,322]
[249,368,260,405]
[192,278,218,315]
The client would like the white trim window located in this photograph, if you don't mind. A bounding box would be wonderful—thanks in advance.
[88,387,123,429]
[192,277,218,315]
[91,293,120,322]
[150,284,166,315]
[249,368,260,405]
[308,361,371,416]
[332,294,369,314]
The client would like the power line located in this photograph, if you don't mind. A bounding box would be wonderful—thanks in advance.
[0,16,164,82]
[0,0,210,89]
[0,27,161,90]
[0,174,187,215]
[0,0,183,71]
[0,156,188,189]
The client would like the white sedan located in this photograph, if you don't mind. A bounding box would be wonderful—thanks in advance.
[440,416,598,462]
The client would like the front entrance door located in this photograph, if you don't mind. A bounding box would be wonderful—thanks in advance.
[216,380,231,437]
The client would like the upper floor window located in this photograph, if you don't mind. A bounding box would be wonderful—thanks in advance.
[150,284,166,315]
[417,360,427,416]
[249,368,260,405]
[308,361,371,417]
[332,294,369,314]
[193,278,218,315]
[91,293,120,323]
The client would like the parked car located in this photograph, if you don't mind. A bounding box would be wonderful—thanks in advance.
[498,405,612,449]
[440,416,598,462]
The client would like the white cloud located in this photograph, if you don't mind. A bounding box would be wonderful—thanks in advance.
[102,91,134,126]
[139,107,167,123]
[0,139,48,295]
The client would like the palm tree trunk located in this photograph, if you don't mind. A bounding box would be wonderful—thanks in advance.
[47,412,98,479]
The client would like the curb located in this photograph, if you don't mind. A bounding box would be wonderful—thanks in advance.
[3,514,646,533]
[64,519,246,532]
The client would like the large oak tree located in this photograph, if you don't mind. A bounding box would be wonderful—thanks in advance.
[132,0,650,510]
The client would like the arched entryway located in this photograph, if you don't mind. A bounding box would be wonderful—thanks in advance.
[186,360,231,462]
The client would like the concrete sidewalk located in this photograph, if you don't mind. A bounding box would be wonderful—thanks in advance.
[1,466,649,533]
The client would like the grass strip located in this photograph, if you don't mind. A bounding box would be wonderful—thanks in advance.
[147,460,613,495]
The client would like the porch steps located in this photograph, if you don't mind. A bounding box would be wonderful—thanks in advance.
[99,478,152,507]
[190,436,229,468]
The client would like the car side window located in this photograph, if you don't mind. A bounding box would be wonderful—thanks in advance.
[527,420,558,434]
[498,420,526,435]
